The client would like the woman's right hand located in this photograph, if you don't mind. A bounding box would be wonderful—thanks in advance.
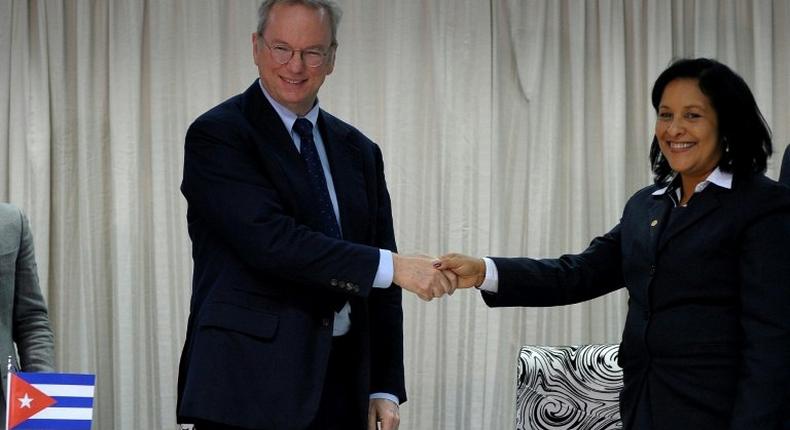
[434,254,486,290]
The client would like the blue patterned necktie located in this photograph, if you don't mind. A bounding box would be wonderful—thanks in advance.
[293,118,341,239]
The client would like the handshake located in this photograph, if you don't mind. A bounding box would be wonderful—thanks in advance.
[392,253,486,301]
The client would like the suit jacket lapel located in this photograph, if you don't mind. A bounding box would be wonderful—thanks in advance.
[241,82,316,218]
[647,195,672,259]
[657,186,723,253]
[240,82,368,242]
[318,111,366,243]
[243,82,300,163]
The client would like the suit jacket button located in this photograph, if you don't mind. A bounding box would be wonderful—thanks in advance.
[322,318,331,327]
[649,265,656,275]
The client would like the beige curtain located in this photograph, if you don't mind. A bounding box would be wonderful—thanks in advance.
[1,1,788,429]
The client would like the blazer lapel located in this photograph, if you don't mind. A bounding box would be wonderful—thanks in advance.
[318,111,367,243]
[657,187,723,253]
[240,83,369,242]
[647,195,672,259]
[243,82,300,162]
[241,82,317,217]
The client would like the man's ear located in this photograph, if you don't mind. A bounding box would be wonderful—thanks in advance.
[252,32,261,66]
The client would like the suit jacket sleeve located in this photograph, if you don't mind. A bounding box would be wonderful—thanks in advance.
[730,201,790,428]
[181,114,381,296]
[13,210,55,372]
[482,224,624,308]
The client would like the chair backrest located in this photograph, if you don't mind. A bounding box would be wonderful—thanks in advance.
[780,145,790,186]
[515,344,623,430]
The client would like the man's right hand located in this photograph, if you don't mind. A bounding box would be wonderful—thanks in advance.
[392,254,458,301]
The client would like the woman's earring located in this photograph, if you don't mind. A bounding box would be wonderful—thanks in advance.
[722,137,734,167]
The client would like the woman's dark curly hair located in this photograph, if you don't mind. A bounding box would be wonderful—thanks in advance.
[650,58,772,184]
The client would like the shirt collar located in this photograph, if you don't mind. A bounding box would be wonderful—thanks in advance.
[652,166,733,197]
[258,79,320,134]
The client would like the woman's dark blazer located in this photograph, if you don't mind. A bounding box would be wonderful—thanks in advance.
[482,173,790,429]
[780,144,790,185]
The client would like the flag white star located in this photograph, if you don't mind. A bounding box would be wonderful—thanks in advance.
[18,393,33,408]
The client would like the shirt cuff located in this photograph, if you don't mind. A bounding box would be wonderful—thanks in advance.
[369,392,400,404]
[372,249,394,289]
[478,257,499,293]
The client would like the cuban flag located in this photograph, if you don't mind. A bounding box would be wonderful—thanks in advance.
[5,372,95,430]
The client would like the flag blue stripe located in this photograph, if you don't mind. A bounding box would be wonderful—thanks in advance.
[51,396,94,407]
[17,372,95,386]
[14,419,92,430]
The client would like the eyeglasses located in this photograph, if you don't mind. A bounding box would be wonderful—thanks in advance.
[261,38,333,68]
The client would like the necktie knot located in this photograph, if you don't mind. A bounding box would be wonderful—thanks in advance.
[293,118,314,142]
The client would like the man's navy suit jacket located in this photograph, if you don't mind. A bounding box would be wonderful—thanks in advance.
[483,173,790,429]
[177,82,406,429]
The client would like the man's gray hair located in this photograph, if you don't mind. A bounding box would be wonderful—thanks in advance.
[256,0,342,47]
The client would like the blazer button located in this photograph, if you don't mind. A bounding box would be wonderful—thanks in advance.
[649,265,656,276]
[322,318,331,327]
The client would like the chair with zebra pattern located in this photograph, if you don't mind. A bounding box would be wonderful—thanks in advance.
[515,344,623,430]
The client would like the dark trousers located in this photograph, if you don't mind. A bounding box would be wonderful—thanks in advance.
[631,379,653,430]
[306,333,361,430]
[192,334,361,430]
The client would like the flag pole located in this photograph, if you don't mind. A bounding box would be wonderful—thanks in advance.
[5,355,15,430]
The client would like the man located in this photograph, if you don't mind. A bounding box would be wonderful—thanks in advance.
[176,1,453,429]
[0,203,55,425]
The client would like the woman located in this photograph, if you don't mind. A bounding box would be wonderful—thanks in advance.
[437,58,790,429]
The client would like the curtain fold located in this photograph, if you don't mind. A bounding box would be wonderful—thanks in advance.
[1,1,787,428]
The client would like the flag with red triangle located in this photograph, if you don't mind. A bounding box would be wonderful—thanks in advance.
[5,372,95,430]
[6,374,57,428]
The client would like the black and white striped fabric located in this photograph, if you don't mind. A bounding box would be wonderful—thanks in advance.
[516,345,623,430]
